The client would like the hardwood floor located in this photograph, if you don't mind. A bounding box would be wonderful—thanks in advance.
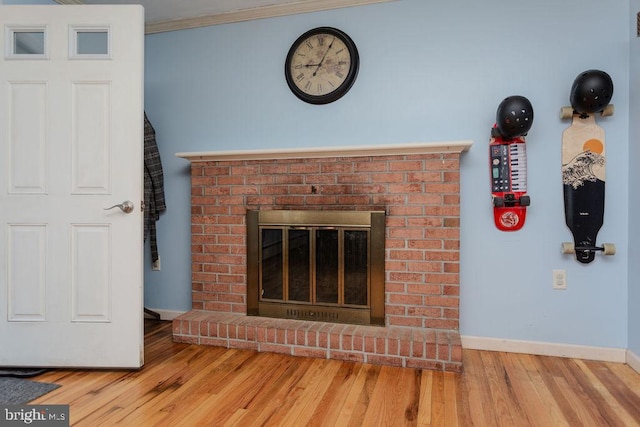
[32,320,640,426]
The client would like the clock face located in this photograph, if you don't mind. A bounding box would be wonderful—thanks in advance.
[285,27,359,104]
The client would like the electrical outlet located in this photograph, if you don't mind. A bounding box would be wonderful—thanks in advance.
[552,269,566,290]
[152,257,161,271]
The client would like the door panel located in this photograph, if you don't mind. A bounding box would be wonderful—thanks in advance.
[0,5,144,368]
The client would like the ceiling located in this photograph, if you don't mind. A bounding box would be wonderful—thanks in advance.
[55,0,395,34]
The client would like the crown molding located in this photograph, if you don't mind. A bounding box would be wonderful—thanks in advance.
[54,0,397,34]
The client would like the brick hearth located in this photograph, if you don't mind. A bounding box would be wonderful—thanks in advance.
[174,141,472,372]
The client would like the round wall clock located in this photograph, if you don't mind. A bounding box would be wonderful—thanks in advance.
[285,27,359,105]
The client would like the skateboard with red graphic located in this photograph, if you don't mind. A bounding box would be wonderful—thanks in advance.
[560,70,616,263]
[490,126,529,231]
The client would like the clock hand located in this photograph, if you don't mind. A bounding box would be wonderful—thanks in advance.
[294,63,321,69]
[313,37,336,76]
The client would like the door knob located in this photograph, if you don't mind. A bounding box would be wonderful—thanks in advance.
[103,200,134,214]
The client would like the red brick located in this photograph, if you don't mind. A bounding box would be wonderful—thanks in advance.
[274,196,305,205]
[407,239,443,250]
[444,263,460,273]
[355,161,387,172]
[389,160,422,171]
[388,272,424,284]
[388,293,423,305]
[174,335,199,345]
[443,171,460,182]
[260,164,289,174]
[364,336,376,353]
[371,173,405,183]
[387,317,422,328]
[273,174,302,184]
[332,351,365,363]
[425,319,459,330]
[407,262,442,273]
[412,341,424,358]
[407,172,442,182]
[387,338,399,355]
[407,306,442,318]
[290,164,320,174]
[366,355,403,367]
[322,163,353,173]
[406,359,444,370]
[259,343,292,355]
[204,302,231,312]
[229,340,259,351]
[293,347,327,359]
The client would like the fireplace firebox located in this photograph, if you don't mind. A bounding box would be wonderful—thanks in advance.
[247,210,385,325]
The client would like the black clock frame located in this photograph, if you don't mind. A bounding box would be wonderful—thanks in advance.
[284,27,359,105]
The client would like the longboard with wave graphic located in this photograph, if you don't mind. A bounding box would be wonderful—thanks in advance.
[560,107,615,263]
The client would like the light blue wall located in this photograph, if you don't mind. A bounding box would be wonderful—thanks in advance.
[144,0,631,349]
[629,1,640,357]
[8,0,633,348]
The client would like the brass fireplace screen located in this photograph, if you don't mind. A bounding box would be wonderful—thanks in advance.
[247,210,385,326]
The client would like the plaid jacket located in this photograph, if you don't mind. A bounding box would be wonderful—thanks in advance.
[144,113,166,263]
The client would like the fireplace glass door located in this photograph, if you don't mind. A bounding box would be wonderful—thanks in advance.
[247,210,385,325]
[261,227,369,307]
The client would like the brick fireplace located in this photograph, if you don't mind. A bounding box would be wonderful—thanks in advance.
[173,141,472,372]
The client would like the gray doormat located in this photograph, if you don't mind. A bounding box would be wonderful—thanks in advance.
[0,377,60,404]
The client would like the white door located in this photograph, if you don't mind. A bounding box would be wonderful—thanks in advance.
[0,5,144,368]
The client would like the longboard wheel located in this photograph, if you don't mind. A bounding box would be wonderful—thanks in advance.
[602,243,616,255]
[601,104,615,117]
[493,196,504,207]
[561,242,574,254]
[560,106,574,119]
[519,195,530,207]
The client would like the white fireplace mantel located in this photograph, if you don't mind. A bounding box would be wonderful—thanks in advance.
[176,140,473,162]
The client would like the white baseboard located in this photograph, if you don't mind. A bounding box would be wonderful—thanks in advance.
[461,335,627,363]
[144,308,186,321]
[627,349,640,373]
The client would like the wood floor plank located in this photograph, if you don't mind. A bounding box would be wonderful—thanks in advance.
[73,346,235,425]
[607,361,640,399]
[416,370,434,427]
[479,350,523,426]
[305,362,361,427]
[360,365,420,426]
[542,355,612,426]
[574,359,640,426]
[442,372,459,427]
[108,349,248,426]
[345,363,382,427]
[25,321,640,426]
[276,358,345,427]
[330,362,379,427]
[452,370,473,427]
[566,358,630,426]
[178,352,305,426]
[460,350,497,427]
[518,354,572,426]
[227,356,316,426]
[583,360,640,421]
[500,352,556,427]
[429,371,446,426]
